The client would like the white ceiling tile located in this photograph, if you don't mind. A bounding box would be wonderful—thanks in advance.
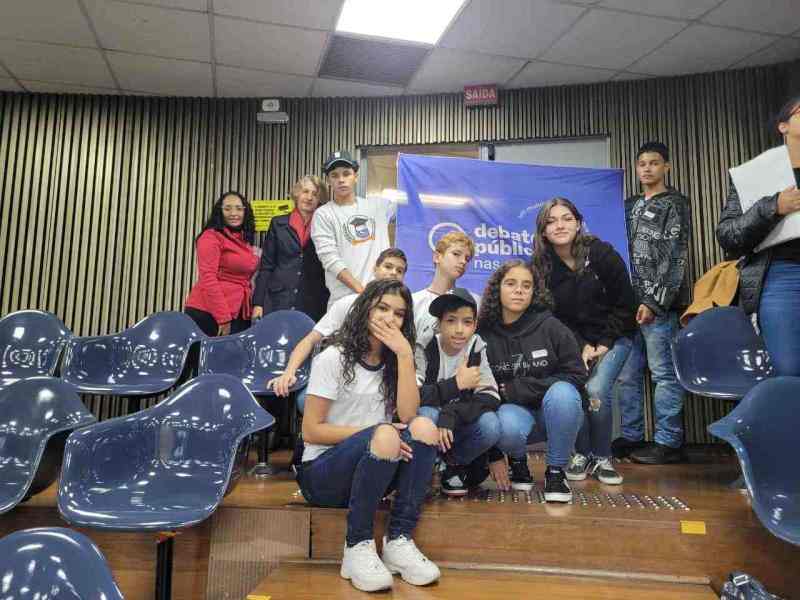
[736,37,800,67]
[107,52,213,95]
[0,41,115,87]
[216,65,313,97]
[312,77,403,97]
[439,0,585,59]
[0,0,97,46]
[213,0,343,30]
[84,0,211,61]
[0,78,24,92]
[508,61,614,87]
[597,0,719,20]
[214,17,328,75]
[21,80,120,94]
[703,0,799,36]
[630,24,777,75]
[541,9,686,69]
[408,48,525,93]
[121,0,208,10]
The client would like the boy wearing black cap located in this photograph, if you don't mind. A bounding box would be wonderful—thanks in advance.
[311,150,395,307]
[415,288,501,496]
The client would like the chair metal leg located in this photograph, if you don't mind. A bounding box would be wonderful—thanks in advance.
[155,534,174,600]
[249,426,280,478]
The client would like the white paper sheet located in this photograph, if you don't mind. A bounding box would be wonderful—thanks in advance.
[729,146,798,252]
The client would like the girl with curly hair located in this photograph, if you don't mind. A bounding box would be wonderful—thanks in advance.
[533,198,636,485]
[478,260,586,503]
[184,191,258,336]
[298,278,441,593]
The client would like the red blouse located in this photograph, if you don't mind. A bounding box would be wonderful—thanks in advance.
[184,228,259,325]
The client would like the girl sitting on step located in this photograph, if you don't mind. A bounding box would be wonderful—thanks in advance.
[297,278,441,593]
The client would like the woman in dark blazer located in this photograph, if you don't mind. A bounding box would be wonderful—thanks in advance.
[252,176,330,322]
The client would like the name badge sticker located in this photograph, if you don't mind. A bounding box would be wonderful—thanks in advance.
[531,349,549,359]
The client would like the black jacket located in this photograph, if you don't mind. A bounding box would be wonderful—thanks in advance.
[479,309,587,412]
[547,239,637,349]
[716,177,782,315]
[419,336,500,431]
[253,214,329,321]
[625,188,692,315]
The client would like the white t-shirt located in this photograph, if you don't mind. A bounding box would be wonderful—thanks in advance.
[411,288,482,351]
[311,195,395,307]
[302,345,388,462]
[313,294,358,337]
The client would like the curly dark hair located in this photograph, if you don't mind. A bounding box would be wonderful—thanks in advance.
[199,191,256,245]
[477,259,552,331]
[532,197,598,282]
[324,279,415,417]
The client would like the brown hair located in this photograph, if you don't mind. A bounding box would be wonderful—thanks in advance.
[532,197,597,282]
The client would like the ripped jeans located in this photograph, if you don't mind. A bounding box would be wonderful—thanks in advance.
[296,423,437,546]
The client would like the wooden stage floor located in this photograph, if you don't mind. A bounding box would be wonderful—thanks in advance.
[4,447,798,599]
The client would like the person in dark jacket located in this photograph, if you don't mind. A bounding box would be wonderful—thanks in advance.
[414,288,500,496]
[253,175,330,322]
[717,95,800,376]
[532,198,637,485]
[478,260,586,503]
[613,142,692,465]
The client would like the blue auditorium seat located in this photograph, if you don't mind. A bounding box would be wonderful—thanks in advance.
[58,374,273,531]
[197,309,315,394]
[672,307,774,400]
[0,310,72,389]
[60,311,205,396]
[709,377,800,546]
[0,377,95,514]
[0,527,124,599]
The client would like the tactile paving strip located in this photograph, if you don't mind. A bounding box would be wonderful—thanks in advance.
[439,489,691,511]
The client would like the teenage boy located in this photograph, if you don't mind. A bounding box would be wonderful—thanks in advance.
[268,248,407,401]
[613,142,692,465]
[415,289,500,496]
[412,231,480,350]
[311,150,394,307]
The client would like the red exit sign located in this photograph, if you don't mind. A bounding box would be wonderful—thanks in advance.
[464,84,498,107]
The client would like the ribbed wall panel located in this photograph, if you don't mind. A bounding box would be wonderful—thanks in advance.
[0,65,787,442]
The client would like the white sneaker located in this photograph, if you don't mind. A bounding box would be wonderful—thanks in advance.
[340,539,393,592]
[566,453,589,481]
[381,535,441,586]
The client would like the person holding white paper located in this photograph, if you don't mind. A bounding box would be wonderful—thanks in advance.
[717,95,800,375]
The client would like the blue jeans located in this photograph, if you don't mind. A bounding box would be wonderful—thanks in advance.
[577,337,633,459]
[495,381,583,468]
[296,422,437,546]
[418,406,501,466]
[759,260,800,376]
[616,312,685,448]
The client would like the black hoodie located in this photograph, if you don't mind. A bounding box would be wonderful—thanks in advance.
[479,308,588,411]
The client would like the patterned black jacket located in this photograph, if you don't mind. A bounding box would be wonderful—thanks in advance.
[625,187,692,316]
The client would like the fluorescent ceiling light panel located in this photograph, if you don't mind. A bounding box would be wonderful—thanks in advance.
[336,0,465,45]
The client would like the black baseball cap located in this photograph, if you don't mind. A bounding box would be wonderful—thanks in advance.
[323,150,359,174]
[429,288,477,318]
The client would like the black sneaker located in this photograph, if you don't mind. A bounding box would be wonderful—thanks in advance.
[441,466,468,497]
[588,457,623,485]
[464,455,490,489]
[611,437,648,459]
[565,453,589,481]
[509,456,534,491]
[544,466,572,503]
[629,443,686,465]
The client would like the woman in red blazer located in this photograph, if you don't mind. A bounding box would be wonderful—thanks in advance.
[185,191,259,336]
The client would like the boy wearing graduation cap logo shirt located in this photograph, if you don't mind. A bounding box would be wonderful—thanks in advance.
[414,288,501,496]
[311,150,395,307]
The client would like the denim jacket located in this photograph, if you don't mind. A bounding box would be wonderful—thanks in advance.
[625,187,692,316]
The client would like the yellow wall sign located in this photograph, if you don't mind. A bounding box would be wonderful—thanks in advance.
[252,199,294,232]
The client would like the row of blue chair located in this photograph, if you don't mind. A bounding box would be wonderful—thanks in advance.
[671,307,797,547]
[0,308,315,396]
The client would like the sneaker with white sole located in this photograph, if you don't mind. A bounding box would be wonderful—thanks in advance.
[544,466,572,503]
[381,535,441,586]
[509,456,534,491]
[566,453,589,481]
[340,539,393,592]
[441,466,468,497]
[589,457,623,485]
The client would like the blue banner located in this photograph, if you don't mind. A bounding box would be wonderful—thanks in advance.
[396,154,628,296]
